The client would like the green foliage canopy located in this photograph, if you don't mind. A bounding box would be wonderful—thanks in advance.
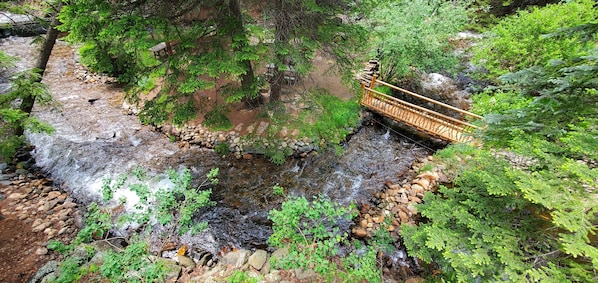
[403,7,598,281]
[472,0,597,79]
[367,0,469,82]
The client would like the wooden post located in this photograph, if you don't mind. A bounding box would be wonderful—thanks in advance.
[370,74,377,88]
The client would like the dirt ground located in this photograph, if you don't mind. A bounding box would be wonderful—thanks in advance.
[0,167,80,283]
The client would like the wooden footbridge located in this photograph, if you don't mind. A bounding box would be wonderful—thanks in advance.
[361,76,482,143]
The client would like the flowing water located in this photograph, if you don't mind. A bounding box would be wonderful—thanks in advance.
[1,37,432,254]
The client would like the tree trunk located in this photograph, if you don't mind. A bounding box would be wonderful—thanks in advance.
[269,0,291,102]
[228,0,260,108]
[16,3,62,136]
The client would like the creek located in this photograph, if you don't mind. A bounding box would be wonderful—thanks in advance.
[1,36,433,254]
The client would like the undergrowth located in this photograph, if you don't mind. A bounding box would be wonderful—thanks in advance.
[48,166,218,282]
[268,196,382,282]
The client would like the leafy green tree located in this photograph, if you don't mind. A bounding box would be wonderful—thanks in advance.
[59,0,266,126]
[403,17,598,282]
[17,0,63,135]
[472,0,596,79]
[262,0,367,101]
[367,0,469,83]
[0,1,60,161]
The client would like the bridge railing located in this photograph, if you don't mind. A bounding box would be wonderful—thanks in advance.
[361,76,482,142]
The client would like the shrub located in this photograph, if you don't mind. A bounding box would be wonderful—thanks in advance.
[203,105,233,131]
[50,167,218,282]
[297,90,360,145]
[403,145,598,282]
[367,0,469,82]
[268,196,357,276]
[472,0,596,79]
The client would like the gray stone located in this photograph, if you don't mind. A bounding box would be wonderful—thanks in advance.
[270,247,289,266]
[294,268,317,281]
[248,249,268,270]
[26,260,59,283]
[15,169,28,176]
[153,256,181,281]
[177,255,196,269]
[190,264,226,283]
[264,270,282,282]
[221,249,251,269]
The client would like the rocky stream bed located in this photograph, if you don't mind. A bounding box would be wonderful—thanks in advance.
[0,145,451,283]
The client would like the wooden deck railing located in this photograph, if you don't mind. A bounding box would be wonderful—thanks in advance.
[361,76,482,143]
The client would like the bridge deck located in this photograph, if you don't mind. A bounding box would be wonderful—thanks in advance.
[361,77,481,143]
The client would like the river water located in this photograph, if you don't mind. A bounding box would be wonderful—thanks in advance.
[1,37,432,253]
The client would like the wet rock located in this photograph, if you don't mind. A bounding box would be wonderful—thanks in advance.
[248,249,268,270]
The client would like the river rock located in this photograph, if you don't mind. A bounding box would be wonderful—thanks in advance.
[221,249,251,269]
[410,184,425,194]
[293,268,317,281]
[352,227,368,238]
[32,222,49,233]
[360,219,368,229]
[46,191,62,201]
[177,255,196,269]
[8,192,27,200]
[26,260,59,283]
[35,247,48,255]
[409,196,422,204]
[264,270,282,282]
[248,249,268,270]
[270,247,289,264]
[398,211,409,223]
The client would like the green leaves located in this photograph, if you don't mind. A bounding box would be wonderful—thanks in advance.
[268,196,359,278]
[472,0,597,80]
[367,0,468,81]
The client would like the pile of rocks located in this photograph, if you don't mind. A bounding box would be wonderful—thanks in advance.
[0,163,81,283]
[73,63,117,84]
[0,172,80,253]
[160,124,324,159]
[186,247,320,282]
[359,59,380,86]
[352,156,448,240]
